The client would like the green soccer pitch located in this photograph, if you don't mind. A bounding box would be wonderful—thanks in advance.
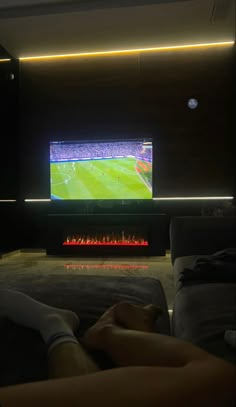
[50,157,152,200]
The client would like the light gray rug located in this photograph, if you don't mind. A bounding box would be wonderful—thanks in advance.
[0,250,175,308]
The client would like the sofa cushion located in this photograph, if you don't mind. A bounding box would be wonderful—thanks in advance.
[172,283,236,365]
[173,255,209,292]
[174,249,236,292]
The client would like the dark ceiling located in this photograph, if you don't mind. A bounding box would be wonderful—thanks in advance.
[0,0,192,18]
[0,0,235,59]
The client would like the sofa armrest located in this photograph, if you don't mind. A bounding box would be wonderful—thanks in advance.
[170,216,236,265]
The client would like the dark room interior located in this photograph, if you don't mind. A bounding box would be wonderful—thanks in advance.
[0,0,235,252]
[0,1,236,402]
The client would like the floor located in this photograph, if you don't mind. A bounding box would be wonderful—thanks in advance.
[0,249,175,308]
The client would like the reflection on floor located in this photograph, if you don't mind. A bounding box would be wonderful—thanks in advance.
[64,263,149,271]
[0,249,175,308]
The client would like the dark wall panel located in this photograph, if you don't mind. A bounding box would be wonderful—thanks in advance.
[0,59,19,199]
[18,46,235,199]
[139,47,234,196]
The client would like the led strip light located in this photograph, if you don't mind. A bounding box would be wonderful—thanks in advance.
[18,41,235,61]
[153,197,234,200]
[21,197,234,202]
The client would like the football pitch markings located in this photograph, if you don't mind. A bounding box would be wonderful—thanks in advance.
[50,157,152,199]
[52,172,71,186]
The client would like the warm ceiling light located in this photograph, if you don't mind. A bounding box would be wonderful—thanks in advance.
[0,58,11,62]
[153,197,234,200]
[19,41,235,61]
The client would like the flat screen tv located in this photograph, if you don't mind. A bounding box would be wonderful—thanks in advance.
[50,139,153,200]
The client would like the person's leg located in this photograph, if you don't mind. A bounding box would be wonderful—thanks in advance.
[0,289,100,378]
[42,302,162,378]
[0,337,235,407]
[47,340,99,379]
[0,301,235,407]
[82,302,226,367]
[48,303,162,377]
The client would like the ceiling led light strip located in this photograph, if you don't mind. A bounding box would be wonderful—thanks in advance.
[0,199,16,202]
[19,41,235,61]
[24,199,51,202]
[153,197,234,200]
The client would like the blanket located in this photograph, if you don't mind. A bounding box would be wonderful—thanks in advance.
[180,248,236,285]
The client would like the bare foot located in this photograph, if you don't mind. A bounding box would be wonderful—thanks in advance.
[81,305,117,350]
[114,302,163,332]
[82,302,163,350]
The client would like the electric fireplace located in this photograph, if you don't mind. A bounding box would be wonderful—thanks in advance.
[47,214,167,256]
[63,228,148,247]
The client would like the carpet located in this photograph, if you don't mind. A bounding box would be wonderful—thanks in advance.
[0,251,175,307]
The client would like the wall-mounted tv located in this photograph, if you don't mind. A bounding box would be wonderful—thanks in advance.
[50,139,153,200]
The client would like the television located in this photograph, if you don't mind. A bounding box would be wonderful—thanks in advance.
[50,139,153,200]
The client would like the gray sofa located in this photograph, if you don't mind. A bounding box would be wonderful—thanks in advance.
[170,216,236,365]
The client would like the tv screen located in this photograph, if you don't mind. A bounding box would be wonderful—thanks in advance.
[50,139,153,200]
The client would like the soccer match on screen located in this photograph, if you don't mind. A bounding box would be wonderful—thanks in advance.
[50,139,153,200]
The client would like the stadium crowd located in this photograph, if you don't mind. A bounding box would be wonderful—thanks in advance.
[50,141,152,162]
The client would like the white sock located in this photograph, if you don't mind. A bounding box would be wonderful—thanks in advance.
[0,289,80,353]
[41,314,79,354]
